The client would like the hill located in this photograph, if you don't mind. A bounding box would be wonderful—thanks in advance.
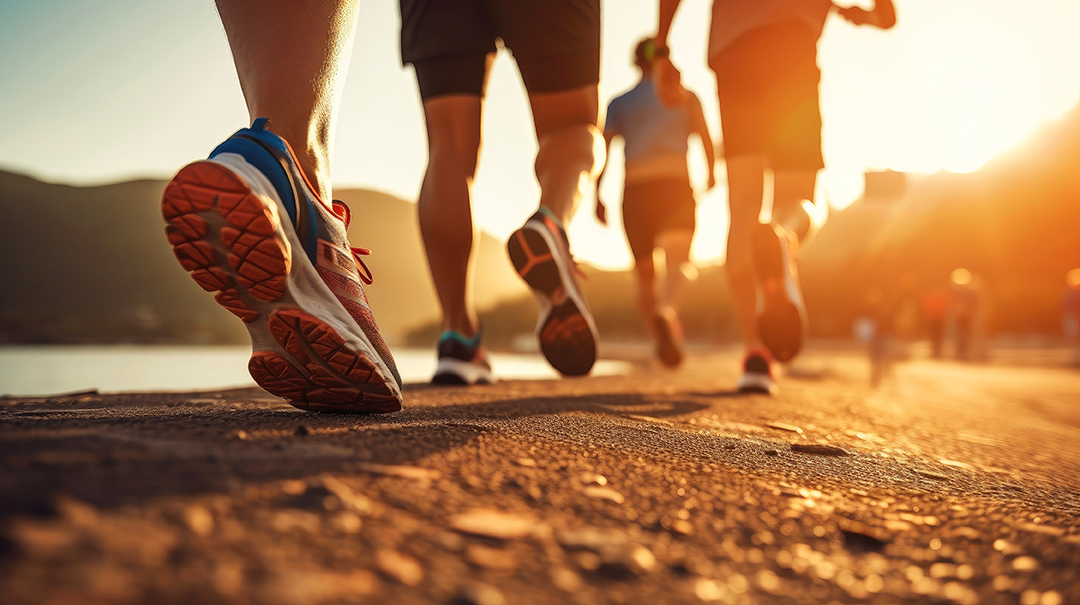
[0,170,527,344]
[800,105,1080,337]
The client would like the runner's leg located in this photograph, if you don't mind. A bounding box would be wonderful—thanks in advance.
[529,86,605,225]
[417,94,485,338]
[772,169,817,242]
[725,155,767,349]
[215,0,359,201]
[634,253,658,329]
[656,229,694,312]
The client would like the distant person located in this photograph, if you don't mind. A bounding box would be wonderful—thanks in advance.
[161,1,403,413]
[862,287,895,387]
[652,0,896,393]
[597,38,717,368]
[400,0,603,383]
[950,268,980,361]
[921,289,950,359]
[1065,269,1080,366]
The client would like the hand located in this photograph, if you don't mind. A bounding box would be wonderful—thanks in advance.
[595,199,608,226]
[836,5,873,25]
[837,4,895,29]
[653,57,688,108]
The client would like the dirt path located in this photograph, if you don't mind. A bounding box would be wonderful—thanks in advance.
[2,353,1079,604]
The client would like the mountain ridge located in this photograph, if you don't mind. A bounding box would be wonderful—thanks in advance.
[0,169,527,344]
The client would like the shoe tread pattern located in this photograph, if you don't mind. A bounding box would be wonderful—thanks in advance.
[250,309,400,413]
[508,227,596,376]
[162,162,289,322]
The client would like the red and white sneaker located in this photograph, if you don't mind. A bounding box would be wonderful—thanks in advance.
[736,350,778,395]
[161,118,402,412]
[507,208,598,376]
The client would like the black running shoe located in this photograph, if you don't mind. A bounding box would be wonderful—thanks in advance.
[507,208,598,376]
[753,223,807,362]
[736,350,778,395]
[431,330,493,385]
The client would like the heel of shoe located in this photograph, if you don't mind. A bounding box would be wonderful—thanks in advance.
[758,301,804,362]
[162,161,290,323]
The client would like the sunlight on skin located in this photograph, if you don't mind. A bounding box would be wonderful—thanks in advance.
[0,0,1078,270]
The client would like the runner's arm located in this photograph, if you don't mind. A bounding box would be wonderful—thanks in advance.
[595,122,619,225]
[654,0,688,107]
[656,0,683,48]
[687,93,717,190]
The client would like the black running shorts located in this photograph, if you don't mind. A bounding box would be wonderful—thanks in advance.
[710,21,825,171]
[399,0,601,100]
[622,178,697,263]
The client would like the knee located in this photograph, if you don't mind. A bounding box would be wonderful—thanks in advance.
[535,124,604,180]
[426,138,480,181]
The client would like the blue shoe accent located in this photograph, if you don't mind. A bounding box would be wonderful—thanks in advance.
[208,119,321,265]
[438,329,482,349]
[433,328,492,385]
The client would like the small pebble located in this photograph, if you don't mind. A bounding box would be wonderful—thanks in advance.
[584,486,625,504]
[450,509,541,540]
[376,549,423,586]
[453,582,505,605]
[791,443,849,456]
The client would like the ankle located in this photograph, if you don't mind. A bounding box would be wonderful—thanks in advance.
[259,120,333,201]
[442,317,479,340]
[536,205,568,229]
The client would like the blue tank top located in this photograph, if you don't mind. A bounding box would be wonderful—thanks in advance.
[605,79,691,164]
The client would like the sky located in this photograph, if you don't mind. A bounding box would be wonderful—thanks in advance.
[2,0,1079,269]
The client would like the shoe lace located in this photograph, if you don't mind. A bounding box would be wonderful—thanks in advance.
[331,200,374,285]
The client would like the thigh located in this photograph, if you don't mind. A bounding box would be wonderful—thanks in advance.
[528,84,599,138]
[662,179,697,234]
[621,184,657,264]
[489,0,601,93]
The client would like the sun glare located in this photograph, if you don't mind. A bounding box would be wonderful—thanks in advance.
[890,12,1042,173]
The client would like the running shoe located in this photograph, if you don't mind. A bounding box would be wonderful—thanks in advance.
[431,329,493,385]
[161,118,402,412]
[653,307,685,368]
[736,350,778,395]
[753,222,807,362]
[507,208,598,376]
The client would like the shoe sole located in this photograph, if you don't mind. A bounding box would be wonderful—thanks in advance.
[754,225,806,363]
[507,226,597,376]
[162,161,400,413]
[653,314,684,368]
[736,374,778,395]
[431,357,494,386]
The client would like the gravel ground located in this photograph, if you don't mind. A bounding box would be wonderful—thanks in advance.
[1,352,1079,604]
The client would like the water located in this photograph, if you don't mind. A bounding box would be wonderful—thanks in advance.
[0,346,629,397]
